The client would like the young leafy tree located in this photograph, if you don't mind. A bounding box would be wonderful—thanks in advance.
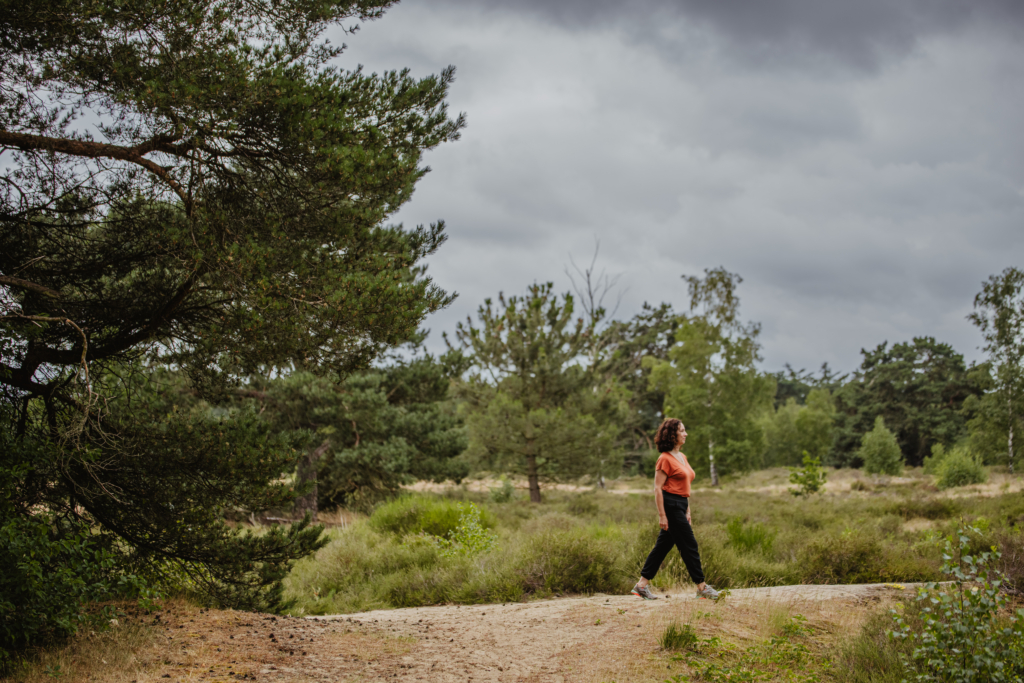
[831,338,983,467]
[0,0,463,630]
[645,268,774,484]
[761,388,835,467]
[860,416,904,476]
[451,283,625,502]
[968,267,1024,473]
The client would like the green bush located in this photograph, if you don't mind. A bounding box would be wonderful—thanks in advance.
[0,515,148,663]
[489,478,516,503]
[860,417,904,476]
[800,532,883,584]
[368,495,495,538]
[566,494,598,517]
[725,518,776,556]
[936,449,987,489]
[515,528,627,595]
[800,531,938,585]
[836,604,919,683]
[922,443,948,475]
[891,525,1024,681]
[636,450,659,478]
[433,503,498,558]
[888,497,960,520]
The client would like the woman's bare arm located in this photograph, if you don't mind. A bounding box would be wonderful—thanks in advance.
[654,470,668,530]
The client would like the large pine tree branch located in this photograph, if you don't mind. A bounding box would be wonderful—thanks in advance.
[0,275,60,298]
[0,129,190,207]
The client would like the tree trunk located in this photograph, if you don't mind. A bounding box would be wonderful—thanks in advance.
[1009,409,1015,475]
[526,451,542,503]
[709,439,720,487]
[295,439,331,522]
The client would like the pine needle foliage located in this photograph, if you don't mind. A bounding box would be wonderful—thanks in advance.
[0,0,463,656]
[451,283,625,503]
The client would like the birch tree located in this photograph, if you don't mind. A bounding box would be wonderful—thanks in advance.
[969,267,1024,473]
[645,268,773,484]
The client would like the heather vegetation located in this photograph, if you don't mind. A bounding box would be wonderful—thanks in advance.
[281,468,1024,616]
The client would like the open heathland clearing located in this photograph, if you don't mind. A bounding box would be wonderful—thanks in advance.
[282,467,1024,616]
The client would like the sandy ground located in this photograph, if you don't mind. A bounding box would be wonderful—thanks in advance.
[301,582,906,683]
[20,583,913,683]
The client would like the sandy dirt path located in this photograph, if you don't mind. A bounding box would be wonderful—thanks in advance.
[90,583,909,683]
[305,582,908,683]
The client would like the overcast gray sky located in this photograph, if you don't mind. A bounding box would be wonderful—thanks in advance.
[334,0,1024,373]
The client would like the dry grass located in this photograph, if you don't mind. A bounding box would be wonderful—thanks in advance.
[6,617,156,683]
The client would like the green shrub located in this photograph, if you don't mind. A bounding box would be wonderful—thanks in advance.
[380,560,474,608]
[637,450,659,478]
[566,494,598,517]
[368,495,495,538]
[922,443,948,475]
[800,531,938,585]
[433,503,498,558]
[891,525,1024,681]
[0,515,149,663]
[726,518,776,556]
[888,497,960,520]
[489,478,516,503]
[936,449,987,489]
[800,532,884,584]
[860,417,904,476]
[516,528,627,595]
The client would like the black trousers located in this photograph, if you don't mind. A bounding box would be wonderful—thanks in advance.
[640,491,705,584]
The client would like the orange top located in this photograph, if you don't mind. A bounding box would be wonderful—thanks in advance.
[656,452,696,497]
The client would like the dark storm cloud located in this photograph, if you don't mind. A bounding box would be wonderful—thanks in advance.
[434,0,1024,71]
[338,1,1024,371]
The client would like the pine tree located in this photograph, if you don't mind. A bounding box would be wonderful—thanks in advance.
[249,354,469,516]
[451,284,625,502]
[831,338,983,467]
[0,0,463,635]
[860,416,904,476]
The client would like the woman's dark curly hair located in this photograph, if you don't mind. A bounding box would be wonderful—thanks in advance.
[654,418,683,453]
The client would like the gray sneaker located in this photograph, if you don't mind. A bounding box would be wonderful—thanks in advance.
[696,584,721,601]
[631,583,659,600]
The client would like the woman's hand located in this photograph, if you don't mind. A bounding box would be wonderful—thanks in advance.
[685,510,692,525]
[659,514,669,530]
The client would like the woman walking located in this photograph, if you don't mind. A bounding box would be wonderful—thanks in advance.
[631,418,720,601]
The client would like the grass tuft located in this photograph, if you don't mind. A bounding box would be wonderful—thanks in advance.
[660,621,699,651]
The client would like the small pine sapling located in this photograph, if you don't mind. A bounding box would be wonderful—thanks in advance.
[789,452,828,497]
